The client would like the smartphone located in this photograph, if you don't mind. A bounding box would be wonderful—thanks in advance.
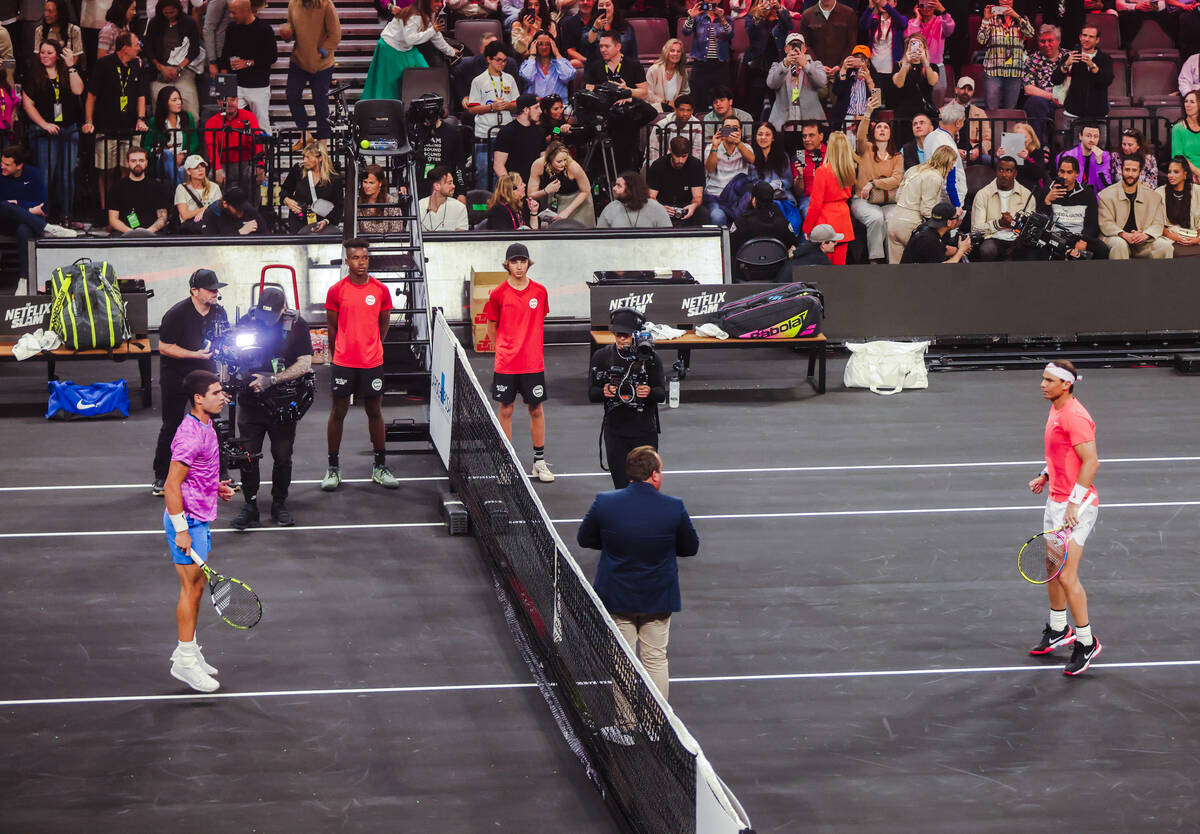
[718,126,736,138]
[990,5,1006,14]
[1054,177,1067,189]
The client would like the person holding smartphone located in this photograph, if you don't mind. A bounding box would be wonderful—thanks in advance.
[976,0,1034,110]
[1034,155,1109,261]
[766,32,826,129]
[703,114,752,225]
[1050,24,1113,129]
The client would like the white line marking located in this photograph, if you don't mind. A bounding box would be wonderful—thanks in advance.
[4,659,1197,707]
[0,521,444,539]
[2,456,1199,493]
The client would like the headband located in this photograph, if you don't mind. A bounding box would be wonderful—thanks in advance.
[1044,363,1079,384]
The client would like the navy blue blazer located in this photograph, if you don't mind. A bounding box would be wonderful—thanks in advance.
[577,481,699,615]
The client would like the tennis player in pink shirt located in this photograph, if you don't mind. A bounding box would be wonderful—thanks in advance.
[1027,359,1102,675]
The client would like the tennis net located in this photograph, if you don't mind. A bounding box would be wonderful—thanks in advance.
[436,312,751,834]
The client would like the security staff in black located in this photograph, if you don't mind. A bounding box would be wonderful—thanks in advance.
[588,307,666,489]
[152,269,229,495]
[230,287,314,530]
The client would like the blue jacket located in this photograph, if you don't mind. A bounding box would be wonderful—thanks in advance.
[577,481,699,615]
[858,4,907,64]
[742,11,792,66]
[682,12,734,62]
[0,164,48,209]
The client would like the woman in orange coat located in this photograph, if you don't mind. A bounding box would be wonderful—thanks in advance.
[802,131,857,265]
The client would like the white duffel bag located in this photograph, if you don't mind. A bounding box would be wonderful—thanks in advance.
[843,340,930,395]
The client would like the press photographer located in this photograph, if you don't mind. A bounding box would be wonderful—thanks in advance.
[588,308,666,489]
[900,201,972,264]
[220,287,315,530]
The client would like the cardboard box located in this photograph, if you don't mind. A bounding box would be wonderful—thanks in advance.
[310,327,329,364]
[470,269,507,354]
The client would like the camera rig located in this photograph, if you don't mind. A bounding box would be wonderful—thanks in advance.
[594,331,656,412]
[1014,210,1094,260]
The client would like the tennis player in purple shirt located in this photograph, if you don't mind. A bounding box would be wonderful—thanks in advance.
[163,370,235,692]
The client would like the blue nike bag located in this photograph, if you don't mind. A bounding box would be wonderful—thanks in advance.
[46,379,130,419]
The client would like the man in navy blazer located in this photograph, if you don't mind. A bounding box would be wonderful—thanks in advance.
[577,446,699,743]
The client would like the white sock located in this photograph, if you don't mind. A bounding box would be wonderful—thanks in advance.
[177,639,198,659]
[1049,609,1068,632]
[1075,623,1093,647]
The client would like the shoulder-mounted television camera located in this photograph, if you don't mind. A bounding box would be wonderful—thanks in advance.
[1014,210,1093,260]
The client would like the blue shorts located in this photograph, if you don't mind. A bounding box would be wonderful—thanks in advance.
[163,510,212,566]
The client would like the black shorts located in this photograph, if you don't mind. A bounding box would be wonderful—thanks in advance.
[330,364,385,399]
[492,372,547,405]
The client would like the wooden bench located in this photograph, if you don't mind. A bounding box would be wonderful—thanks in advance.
[0,339,155,407]
[590,329,827,394]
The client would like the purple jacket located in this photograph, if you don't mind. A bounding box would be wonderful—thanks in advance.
[1056,145,1114,193]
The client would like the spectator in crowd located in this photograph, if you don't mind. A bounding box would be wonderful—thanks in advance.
[1011,120,1050,193]
[749,120,796,200]
[1037,155,1108,260]
[33,0,84,72]
[0,59,17,146]
[144,0,201,120]
[583,32,652,172]
[520,30,575,100]
[577,0,636,68]
[510,0,553,59]
[900,200,972,263]
[362,0,456,101]
[1111,128,1159,188]
[1115,0,1172,51]
[408,96,469,198]
[1172,89,1200,182]
[107,146,170,236]
[418,165,470,232]
[175,155,222,233]
[1056,121,1113,192]
[446,0,500,28]
[83,32,148,210]
[970,156,1033,261]
[357,163,405,234]
[740,0,792,118]
[597,170,672,228]
[924,101,966,207]
[852,95,903,263]
[528,139,595,226]
[0,145,67,279]
[862,0,907,97]
[890,34,937,145]
[901,111,934,168]
[648,93,703,163]
[144,86,202,186]
[23,39,81,224]
[281,0,341,149]
[1023,24,1066,145]
[646,37,689,112]
[538,93,580,145]
[950,76,992,165]
[802,130,855,264]
[790,223,842,266]
[798,0,856,72]
[280,142,343,233]
[647,136,708,226]
[203,0,232,80]
[559,0,594,67]
[681,0,733,111]
[828,44,874,134]
[766,32,827,129]
[485,172,537,229]
[701,85,751,143]
[200,184,263,234]
[468,39,519,187]
[221,0,277,130]
[703,114,752,225]
[1158,155,1200,256]
[903,0,953,93]
[96,0,135,60]
[1098,156,1174,259]
[976,0,1034,110]
[204,92,262,192]
[887,144,958,262]
[455,33,522,105]
[493,93,545,185]
[1052,24,1113,129]
[793,118,825,219]
[730,180,795,258]
[1180,51,1200,98]
[79,0,106,63]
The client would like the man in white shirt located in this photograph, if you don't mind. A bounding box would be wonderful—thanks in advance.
[970,156,1034,261]
[702,115,753,226]
[466,40,518,188]
[923,101,967,208]
[418,166,469,232]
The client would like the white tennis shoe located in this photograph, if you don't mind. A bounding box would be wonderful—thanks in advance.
[171,657,219,693]
[531,460,555,483]
[171,644,217,675]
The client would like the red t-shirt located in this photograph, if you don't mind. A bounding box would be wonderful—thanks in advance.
[483,279,548,374]
[1044,397,1099,505]
[325,276,392,368]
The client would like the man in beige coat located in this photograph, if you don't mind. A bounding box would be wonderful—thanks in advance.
[1098,157,1174,260]
[971,156,1034,260]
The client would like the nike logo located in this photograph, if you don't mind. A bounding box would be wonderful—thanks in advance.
[75,402,98,409]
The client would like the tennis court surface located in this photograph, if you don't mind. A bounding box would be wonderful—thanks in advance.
[3,344,1199,832]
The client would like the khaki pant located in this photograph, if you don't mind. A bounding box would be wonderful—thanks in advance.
[1103,235,1174,260]
[612,613,670,728]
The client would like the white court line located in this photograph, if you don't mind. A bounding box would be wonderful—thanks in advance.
[4,659,1198,708]
[3,499,1200,540]
[2,455,1200,493]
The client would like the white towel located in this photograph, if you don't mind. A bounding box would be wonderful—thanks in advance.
[695,322,729,340]
[644,321,686,341]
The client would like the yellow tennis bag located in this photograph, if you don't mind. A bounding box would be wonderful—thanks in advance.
[48,259,131,351]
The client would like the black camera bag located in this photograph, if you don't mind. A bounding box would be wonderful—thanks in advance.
[710,282,823,339]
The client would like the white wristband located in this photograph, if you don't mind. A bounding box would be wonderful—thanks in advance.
[1068,483,1088,504]
[169,512,188,533]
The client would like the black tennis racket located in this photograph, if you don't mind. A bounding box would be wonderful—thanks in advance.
[1017,527,1070,585]
[189,549,262,629]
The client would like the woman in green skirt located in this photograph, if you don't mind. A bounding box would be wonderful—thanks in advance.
[362,0,458,101]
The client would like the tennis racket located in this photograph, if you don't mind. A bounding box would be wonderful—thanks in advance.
[1017,527,1071,585]
[189,549,262,629]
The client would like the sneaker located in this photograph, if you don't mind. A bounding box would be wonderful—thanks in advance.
[230,503,260,531]
[1029,623,1076,655]
[170,657,219,693]
[151,479,165,496]
[270,502,295,526]
[42,222,79,238]
[320,466,342,491]
[170,645,218,676]
[531,460,556,483]
[372,463,399,489]
[1064,638,1102,676]
[599,725,635,746]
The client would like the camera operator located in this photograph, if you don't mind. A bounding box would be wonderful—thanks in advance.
[900,201,972,263]
[229,287,313,530]
[588,307,666,490]
[584,32,654,172]
[1032,155,1108,260]
[408,94,467,199]
[152,269,230,496]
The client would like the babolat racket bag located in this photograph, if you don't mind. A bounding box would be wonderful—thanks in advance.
[48,259,131,350]
[710,282,824,339]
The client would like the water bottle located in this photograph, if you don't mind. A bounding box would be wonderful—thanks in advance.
[668,375,680,409]
[359,138,399,151]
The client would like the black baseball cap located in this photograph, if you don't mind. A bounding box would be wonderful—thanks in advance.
[189,268,226,290]
[610,307,644,335]
[251,286,287,322]
[930,201,957,222]
[505,242,530,261]
[515,93,539,112]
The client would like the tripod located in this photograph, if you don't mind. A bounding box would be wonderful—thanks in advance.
[580,130,620,206]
